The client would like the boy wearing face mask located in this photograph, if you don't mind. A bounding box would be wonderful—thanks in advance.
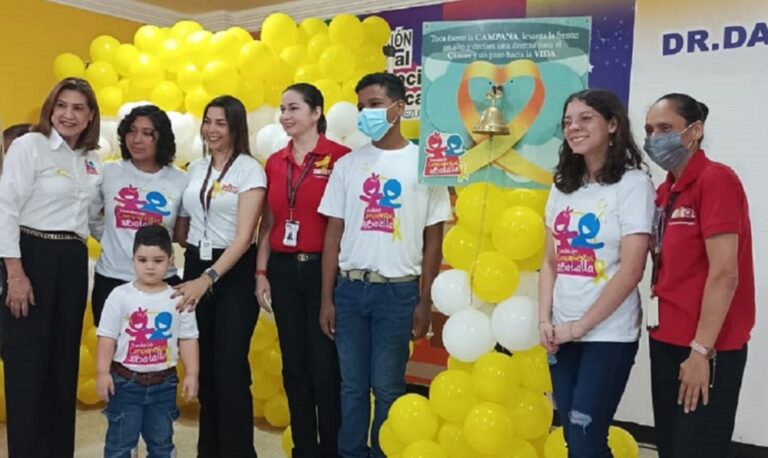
[317,72,451,458]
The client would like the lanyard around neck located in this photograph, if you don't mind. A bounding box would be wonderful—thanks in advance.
[286,153,317,218]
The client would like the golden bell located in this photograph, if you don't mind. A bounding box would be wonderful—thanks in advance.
[473,84,510,136]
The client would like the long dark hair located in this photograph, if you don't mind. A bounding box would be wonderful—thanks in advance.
[117,105,176,167]
[36,77,100,151]
[655,93,709,142]
[201,95,251,156]
[283,83,327,134]
[554,89,645,194]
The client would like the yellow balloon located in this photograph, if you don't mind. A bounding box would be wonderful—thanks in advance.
[250,370,281,400]
[259,345,283,377]
[462,402,513,456]
[379,419,405,457]
[53,53,85,80]
[318,45,356,82]
[113,44,140,77]
[97,86,124,117]
[505,189,548,218]
[264,393,291,427]
[186,30,213,68]
[177,63,202,93]
[312,79,342,110]
[185,86,212,118]
[208,30,241,67]
[306,33,331,63]
[261,13,298,53]
[282,425,294,457]
[252,318,278,350]
[134,24,167,54]
[608,426,639,458]
[87,236,101,260]
[355,44,387,74]
[123,79,152,103]
[471,251,520,303]
[85,61,118,89]
[280,44,309,74]
[263,82,284,107]
[227,26,254,46]
[516,244,545,272]
[252,398,266,418]
[83,301,95,334]
[236,79,266,112]
[543,427,567,458]
[510,345,553,392]
[506,388,553,440]
[294,64,322,84]
[455,182,507,235]
[428,369,478,422]
[341,78,359,104]
[131,53,164,89]
[239,41,277,79]
[389,394,439,445]
[89,35,121,63]
[150,81,184,112]
[402,440,447,458]
[491,206,545,261]
[329,14,364,49]
[299,17,328,39]
[471,352,520,403]
[362,16,392,47]
[201,60,239,97]
[170,20,204,40]
[442,225,493,272]
[156,37,189,73]
[77,377,102,405]
[437,423,475,458]
[79,345,96,378]
[502,438,539,458]
[0,391,6,422]
[446,355,474,373]
[83,326,99,356]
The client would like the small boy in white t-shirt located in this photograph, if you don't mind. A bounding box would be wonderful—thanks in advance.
[96,224,199,458]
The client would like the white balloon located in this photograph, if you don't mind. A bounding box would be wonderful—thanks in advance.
[477,302,496,316]
[116,101,152,125]
[248,105,276,135]
[167,111,196,150]
[325,131,343,144]
[177,135,203,167]
[431,269,471,317]
[97,135,113,159]
[326,102,359,138]
[270,129,290,154]
[273,107,283,124]
[491,295,539,352]
[516,272,539,300]
[442,309,496,363]
[254,123,286,159]
[100,120,119,154]
[343,130,371,149]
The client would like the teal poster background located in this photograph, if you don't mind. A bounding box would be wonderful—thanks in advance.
[419,17,590,188]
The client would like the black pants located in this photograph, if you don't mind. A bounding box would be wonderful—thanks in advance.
[185,244,259,458]
[1,233,87,457]
[268,253,341,458]
[91,272,182,326]
[650,338,748,458]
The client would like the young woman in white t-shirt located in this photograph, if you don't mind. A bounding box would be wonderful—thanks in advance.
[538,89,655,457]
[174,95,266,458]
[91,104,188,326]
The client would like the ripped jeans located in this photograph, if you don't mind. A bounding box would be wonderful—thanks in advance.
[549,341,638,458]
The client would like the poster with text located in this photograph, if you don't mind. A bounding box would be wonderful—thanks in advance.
[419,17,590,188]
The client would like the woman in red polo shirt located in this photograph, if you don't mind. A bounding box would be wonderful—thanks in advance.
[256,83,350,458]
[644,93,755,458]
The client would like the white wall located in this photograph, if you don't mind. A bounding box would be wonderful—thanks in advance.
[617,0,768,446]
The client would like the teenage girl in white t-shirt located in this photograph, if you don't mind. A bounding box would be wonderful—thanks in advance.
[91,104,188,326]
[538,89,655,458]
[174,95,266,458]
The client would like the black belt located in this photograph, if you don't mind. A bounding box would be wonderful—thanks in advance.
[273,252,321,262]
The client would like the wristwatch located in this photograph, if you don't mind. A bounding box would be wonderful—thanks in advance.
[690,340,716,359]
[203,267,220,285]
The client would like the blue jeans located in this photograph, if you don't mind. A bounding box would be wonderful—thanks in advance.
[103,372,180,458]
[333,277,419,458]
[549,341,638,458]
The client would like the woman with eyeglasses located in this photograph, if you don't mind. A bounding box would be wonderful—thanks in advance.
[538,89,654,457]
[0,77,103,457]
[644,93,754,458]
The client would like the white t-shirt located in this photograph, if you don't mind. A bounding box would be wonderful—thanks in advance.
[545,169,654,342]
[318,142,452,277]
[182,154,267,249]
[97,282,198,373]
[95,160,188,281]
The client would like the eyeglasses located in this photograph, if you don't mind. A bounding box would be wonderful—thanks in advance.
[562,113,599,129]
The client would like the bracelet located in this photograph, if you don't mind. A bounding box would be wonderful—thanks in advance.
[256,269,267,277]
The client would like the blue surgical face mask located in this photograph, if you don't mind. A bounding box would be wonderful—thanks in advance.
[643,123,696,171]
[358,102,399,141]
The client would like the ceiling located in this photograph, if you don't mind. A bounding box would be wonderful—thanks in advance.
[130,0,286,15]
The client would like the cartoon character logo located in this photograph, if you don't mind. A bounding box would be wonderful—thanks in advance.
[360,173,385,208]
[149,312,173,341]
[85,159,99,175]
[424,131,464,177]
[445,134,465,156]
[141,192,171,216]
[115,185,145,211]
[552,205,607,281]
[124,307,170,366]
[553,207,578,249]
[360,173,402,236]
[425,132,448,158]
[114,186,169,229]
[125,307,154,343]
[571,213,605,250]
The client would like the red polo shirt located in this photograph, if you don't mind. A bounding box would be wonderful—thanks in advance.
[650,150,754,350]
[265,135,350,253]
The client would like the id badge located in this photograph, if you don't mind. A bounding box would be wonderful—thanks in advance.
[200,238,213,261]
[646,295,660,329]
[283,220,299,247]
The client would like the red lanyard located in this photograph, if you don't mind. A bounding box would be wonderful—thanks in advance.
[199,154,237,214]
[286,153,317,219]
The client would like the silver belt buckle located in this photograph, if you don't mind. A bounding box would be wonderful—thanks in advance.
[361,270,371,282]
[297,253,309,262]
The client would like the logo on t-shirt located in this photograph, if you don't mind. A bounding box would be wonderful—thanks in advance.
[669,206,696,225]
[359,172,402,238]
[552,206,608,282]
[423,131,466,178]
[114,185,170,229]
[85,159,99,175]
[123,307,173,365]
[312,155,332,177]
